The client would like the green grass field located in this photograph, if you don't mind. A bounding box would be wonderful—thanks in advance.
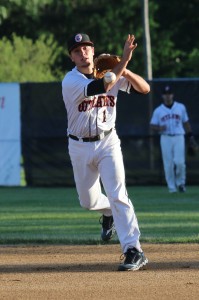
[0,186,198,244]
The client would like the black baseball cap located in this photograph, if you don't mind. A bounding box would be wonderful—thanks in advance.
[67,33,94,53]
[162,86,173,94]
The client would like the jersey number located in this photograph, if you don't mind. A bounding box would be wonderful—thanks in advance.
[102,110,107,122]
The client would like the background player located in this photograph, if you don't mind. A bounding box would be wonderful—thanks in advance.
[62,33,150,271]
[150,86,195,193]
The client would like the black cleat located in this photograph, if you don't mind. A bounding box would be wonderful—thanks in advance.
[99,215,115,241]
[178,184,186,193]
[118,247,148,271]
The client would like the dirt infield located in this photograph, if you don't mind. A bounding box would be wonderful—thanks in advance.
[0,243,198,300]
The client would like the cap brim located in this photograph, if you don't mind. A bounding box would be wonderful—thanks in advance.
[69,42,94,53]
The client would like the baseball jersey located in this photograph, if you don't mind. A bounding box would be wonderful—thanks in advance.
[62,67,131,137]
[150,101,189,135]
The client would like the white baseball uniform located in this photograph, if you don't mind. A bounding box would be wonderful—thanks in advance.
[150,101,189,192]
[62,67,141,253]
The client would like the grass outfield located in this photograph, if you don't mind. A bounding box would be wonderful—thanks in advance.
[0,186,198,244]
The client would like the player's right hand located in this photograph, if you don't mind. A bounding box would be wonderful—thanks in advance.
[122,34,137,63]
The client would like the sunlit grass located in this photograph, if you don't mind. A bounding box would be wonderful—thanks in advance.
[0,186,198,244]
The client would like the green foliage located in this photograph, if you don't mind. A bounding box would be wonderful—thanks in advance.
[0,186,198,244]
[152,1,199,77]
[186,48,199,76]
[0,0,199,80]
[0,5,7,25]
[152,32,184,77]
[0,34,63,82]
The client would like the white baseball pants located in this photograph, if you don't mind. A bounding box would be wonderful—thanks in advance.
[160,135,186,192]
[68,129,141,253]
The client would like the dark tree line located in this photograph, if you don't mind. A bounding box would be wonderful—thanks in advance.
[0,0,198,81]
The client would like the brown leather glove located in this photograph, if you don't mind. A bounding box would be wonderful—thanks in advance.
[93,54,121,79]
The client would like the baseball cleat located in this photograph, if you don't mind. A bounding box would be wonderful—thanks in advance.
[99,215,116,242]
[118,247,148,271]
[178,184,186,193]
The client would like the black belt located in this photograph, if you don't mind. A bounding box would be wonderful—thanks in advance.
[69,128,113,142]
[164,134,176,136]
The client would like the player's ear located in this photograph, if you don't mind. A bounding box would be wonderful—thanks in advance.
[92,47,95,56]
[70,54,74,62]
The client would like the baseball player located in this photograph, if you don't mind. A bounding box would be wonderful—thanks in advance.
[62,33,150,271]
[150,86,194,193]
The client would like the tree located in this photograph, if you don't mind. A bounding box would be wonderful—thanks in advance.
[152,1,199,77]
[0,34,62,82]
[0,0,198,79]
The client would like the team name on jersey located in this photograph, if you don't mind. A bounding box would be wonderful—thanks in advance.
[78,95,115,112]
[161,113,181,122]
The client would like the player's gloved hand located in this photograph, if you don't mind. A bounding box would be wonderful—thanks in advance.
[187,136,199,156]
[93,54,121,79]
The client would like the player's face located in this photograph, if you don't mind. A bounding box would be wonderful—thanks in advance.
[70,45,94,69]
[162,93,174,105]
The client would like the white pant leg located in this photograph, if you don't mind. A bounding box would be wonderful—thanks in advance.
[160,135,177,191]
[97,131,141,253]
[68,138,112,216]
[173,135,186,186]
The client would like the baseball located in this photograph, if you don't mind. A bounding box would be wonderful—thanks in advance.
[104,72,116,83]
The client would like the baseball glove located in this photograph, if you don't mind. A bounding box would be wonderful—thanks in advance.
[93,53,121,79]
[187,136,199,156]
